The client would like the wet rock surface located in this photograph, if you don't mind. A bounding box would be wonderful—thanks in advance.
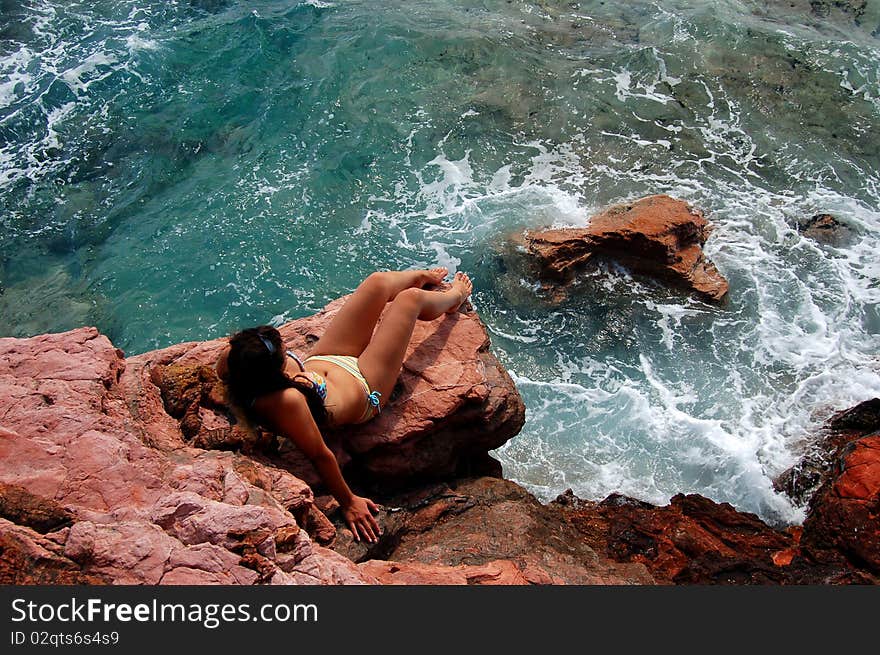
[796,400,880,577]
[798,213,857,247]
[510,195,729,303]
[554,399,880,584]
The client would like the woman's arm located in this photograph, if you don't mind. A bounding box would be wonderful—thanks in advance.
[273,390,380,543]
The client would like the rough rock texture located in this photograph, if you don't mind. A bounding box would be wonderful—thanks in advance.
[775,399,880,506]
[774,398,880,572]
[0,482,73,534]
[557,492,798,584]
[799,434,880,575]
[3,316,877,585]
[795,400,880,577]
[276,295,525,483]
[0,518,108,585]
[554,399,880,585]
[798,213,856,247]
[829,399,880,431]
[334,477,655,585]
[359,558,548,585]
[515,195,729,302]
[0,327,372,585]
[0,299,525,585]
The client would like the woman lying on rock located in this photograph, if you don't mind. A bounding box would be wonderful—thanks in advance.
[215,268,473,544]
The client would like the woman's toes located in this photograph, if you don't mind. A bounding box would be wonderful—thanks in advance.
[446,272,473,313]
[423,267,448,286]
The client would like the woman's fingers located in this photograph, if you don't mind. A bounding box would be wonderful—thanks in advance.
[360,519,377,543]
[349,518,376,543]
[346,499,381,543]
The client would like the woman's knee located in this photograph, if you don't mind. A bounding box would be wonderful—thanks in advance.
[359,271,393,298]
[391,287,425,312]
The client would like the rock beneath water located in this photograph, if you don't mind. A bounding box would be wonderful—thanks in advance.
[514,195,729,303]
[798,213,856,247]
[333,477,655,585]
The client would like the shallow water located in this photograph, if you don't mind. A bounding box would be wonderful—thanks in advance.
[2,0,879,524]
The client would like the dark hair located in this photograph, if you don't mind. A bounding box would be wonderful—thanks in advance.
[225,325,328,427]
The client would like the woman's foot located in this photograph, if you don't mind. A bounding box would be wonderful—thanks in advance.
[419,267,448,288]
[446,271,473,313]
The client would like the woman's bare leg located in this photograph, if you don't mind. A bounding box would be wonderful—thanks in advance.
[310,268,447,357]
[358,272,473,400]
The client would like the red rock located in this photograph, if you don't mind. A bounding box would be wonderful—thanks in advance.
[551,400,880,584]
[358,558,540,585]
[273,295,525,481]
[0,482,73,533]
[7,313,874,586]
[358,560,471,585]
[333,477,655,585]
[561,492,795,584]
[800,433,880,576]
[832,436,880,499]
[0,518,107,585]
[0,299,523,585]
[518,195,729,302]
[0,328,374,585]
[771,549,796,567]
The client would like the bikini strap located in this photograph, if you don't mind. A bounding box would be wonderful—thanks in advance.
[286,349,306,372]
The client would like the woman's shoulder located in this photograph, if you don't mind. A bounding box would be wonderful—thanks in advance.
[253,385,306,413]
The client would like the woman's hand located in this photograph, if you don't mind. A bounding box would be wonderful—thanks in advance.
[342,495,380,543]
[271,393,381,544]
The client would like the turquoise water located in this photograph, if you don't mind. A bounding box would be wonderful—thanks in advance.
[3,0,880,524]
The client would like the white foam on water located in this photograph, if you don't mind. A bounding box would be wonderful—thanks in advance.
[384,14,880,523]
[0,47,38,109]
[427,241,461,274]
[61,52,118,95]
[125,33,160,53]
[417,152,476,219]
[643,299,708,351]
